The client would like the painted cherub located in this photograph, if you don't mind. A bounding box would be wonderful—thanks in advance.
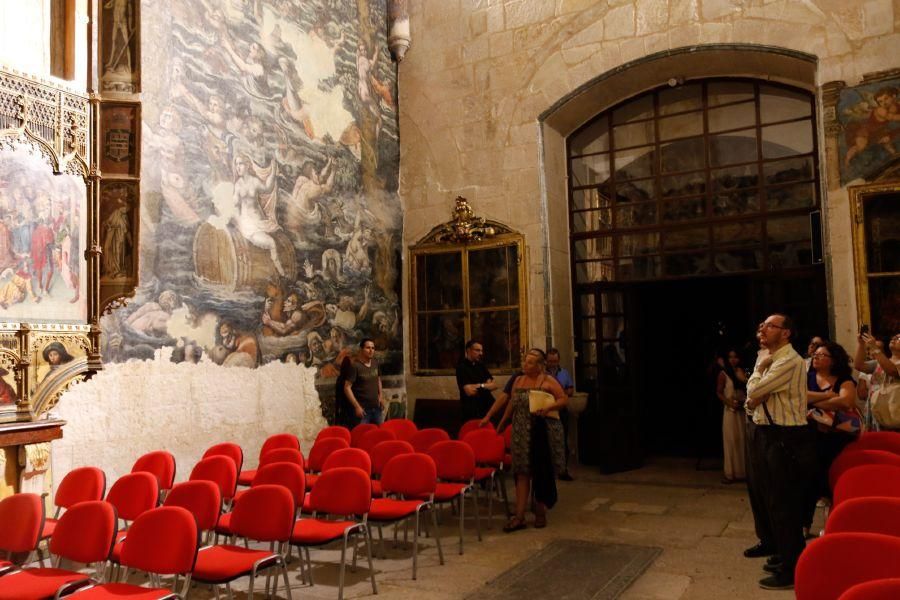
[843,86,900,167]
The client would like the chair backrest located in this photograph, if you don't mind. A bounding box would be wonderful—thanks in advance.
[322,448,372,475]
[428,441,476,482]
[381,418,418,442]
[308,467,371,516]
[458,419,492,440]
[462,429,505,464]
[829,449,900,490]
[370,440,415,476]
[259,448,305,470]
[315,426,351,445]
[231,484,295,542]
[409,428,450,453]
[106,471,159,522]
[131,450,177,492]
[164,480,221,532]
[120,506,198,576]
[845,432,900,456]
[795,532,900,600]
[837,578,900,600]
[55,466,106,510]
[252,462,306,508]
[0,493,44,555]
[826,497,900,538]
[833,464,900,507]
[49,500,118,564]
[350,423,378,448]
[359,429,397,455]
[202,442,244,473]
[307,437,351,472]
[381,454,437,497]
[189,455,238,501]
[259,433,301,459]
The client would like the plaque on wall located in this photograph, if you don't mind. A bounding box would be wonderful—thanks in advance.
[99,103,139,176]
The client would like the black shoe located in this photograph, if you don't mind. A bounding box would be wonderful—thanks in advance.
[765,555,783,566]
[759,574,793,590]
[744,543,776,558]
[558,472,574,481]
[762,562,782,574]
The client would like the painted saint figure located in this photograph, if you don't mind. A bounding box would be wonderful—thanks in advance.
[104,0,133,72]
[232,154,285,276]
[0,259,40,309]
[845,86,900,166]
[102,194,131,279]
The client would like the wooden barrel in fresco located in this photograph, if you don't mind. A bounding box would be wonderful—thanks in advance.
[193,222,297,292]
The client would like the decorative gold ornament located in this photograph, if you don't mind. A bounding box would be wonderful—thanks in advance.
[434,196,497,244]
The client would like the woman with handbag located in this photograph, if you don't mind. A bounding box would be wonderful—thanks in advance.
[717,349,748,484]
[855,332,900,431]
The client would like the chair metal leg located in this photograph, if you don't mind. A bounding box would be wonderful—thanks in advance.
[338,532,349,600]
[280,559,293,600]
[305,546,314,586]
[430,506,445,565]
[363,525,378,595]
[472,487,482,541]
[487,477,494,527]
[458,494,465,555]
[377,524,386,559]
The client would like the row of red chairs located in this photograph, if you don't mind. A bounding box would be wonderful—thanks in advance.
[795,431,900,600]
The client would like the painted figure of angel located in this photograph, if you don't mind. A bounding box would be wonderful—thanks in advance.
[233,154,285,276]
[844,86,900,167]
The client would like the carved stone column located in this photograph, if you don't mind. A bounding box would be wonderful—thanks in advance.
[820,80,846,191]
[388,0,410,62]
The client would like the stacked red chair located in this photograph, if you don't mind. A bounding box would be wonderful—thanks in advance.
[105,471,160,574]
[350,423,378,448]
[130,450,176,503]
[838,578,900,599]
[833,464,900,508]
[305,437,350,489]
[409,428,450,453]
[164,480,222,545]
[202,442,244,474]
[829,450,900,491]
[358,429,397,456]
[217,462,306,541]
[302,449,372,513]
[0,493,44,573]
[427,440,481,554]
[315,426,351,445]
[381,418,418,442]
[189,455,238,509]
[845,431,900,455]
[369,440,414,497]
[463,428,509,525]
[826,497,900,538]
[259,448,305,470]
[238,433,301,486]
[37,466,105,564]
[795,532,900,600]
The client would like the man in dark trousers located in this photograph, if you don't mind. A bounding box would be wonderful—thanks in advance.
[343,338,384,425]
[456,340,498,422]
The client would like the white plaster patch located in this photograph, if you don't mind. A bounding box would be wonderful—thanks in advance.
[609,502,669,515]
[581,496,612,511]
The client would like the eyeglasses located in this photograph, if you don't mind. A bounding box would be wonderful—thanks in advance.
[760,323,785,330]
[812,352,832,359]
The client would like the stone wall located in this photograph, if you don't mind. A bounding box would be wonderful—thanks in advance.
[399,0,900,402]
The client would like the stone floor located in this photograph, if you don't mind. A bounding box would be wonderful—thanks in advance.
[166,456,816,599]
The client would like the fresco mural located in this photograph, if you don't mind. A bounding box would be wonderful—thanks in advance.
[0,148,86,321]
[101,0,402,379]
[839,79,900,183]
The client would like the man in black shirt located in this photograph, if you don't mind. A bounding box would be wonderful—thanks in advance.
[344,338,384,424]
[456,340,498,421]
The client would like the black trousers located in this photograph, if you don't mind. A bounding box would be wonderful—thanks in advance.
[753,424,816,575]
[803,427,855,528]
[745,419,774,549]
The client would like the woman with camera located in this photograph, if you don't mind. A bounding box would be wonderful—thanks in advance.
[854,330,900,431]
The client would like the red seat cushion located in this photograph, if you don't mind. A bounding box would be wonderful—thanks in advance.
[290,519,359,546]
[368,499,422,522]
[214,512,233,536]
[39,518,58,541]
[474,467,494,481]
[237,469,256,487]
[433,482,468,502]
[192,545,277,583]
[66,582,176,599]
[0,568,90,600]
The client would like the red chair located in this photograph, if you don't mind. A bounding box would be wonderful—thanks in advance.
[131,450,176,502]
[193,485,295,599]
[409,428,450,453]
[829,449,900,491]
[826,497,900,538]
[0,493,44,571]
[315,426,351,445]
[427,440,481,554]
[105,472,159,564]
[0,500,117,600]
[73,506,198,599]
[795,532,900,600]
[833,464,900,507]
[463,429,509,525]
[845,432,900,456]
[218,462,306,540]
[381,418,418,442]
[164,480,221,544]
[370,440,414,497]
[350,423,378,448]
[368,453,444,579]
[307,438,351,474]
[302,449,372,513]
[260,448,305,470]
[458,419,493,440]
[358,429,397,456]
[290,467,377,600]
[839,578,900,600]
[202,442,244,473]
[238,433,300,486]
[38,466,106,563]
[189,455,238,507]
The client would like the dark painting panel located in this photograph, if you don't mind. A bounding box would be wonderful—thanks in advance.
[99,181,137,281]
[100,103,140,176]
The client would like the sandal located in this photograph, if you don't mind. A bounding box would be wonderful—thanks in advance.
[503,516,527,533]
[534,513,547,529]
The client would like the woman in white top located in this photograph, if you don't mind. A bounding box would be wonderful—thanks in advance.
[717,349,747,483]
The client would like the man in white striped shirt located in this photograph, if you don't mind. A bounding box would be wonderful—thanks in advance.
[744,313,816,591]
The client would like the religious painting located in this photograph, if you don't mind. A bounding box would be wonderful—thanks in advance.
[0,348,18,411]
[0,147,87,322]
[27,327,92,413]
[99,181,137,281]
[838,78,900,184]
[100,0,140,93]
[101,0,402,380]
[100,103,140,176]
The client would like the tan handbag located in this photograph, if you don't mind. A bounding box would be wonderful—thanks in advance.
[871,371,900,429]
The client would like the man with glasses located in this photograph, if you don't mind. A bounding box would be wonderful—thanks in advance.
[743,314,815,591]
[805,335,825,372]
[343,338,385,425]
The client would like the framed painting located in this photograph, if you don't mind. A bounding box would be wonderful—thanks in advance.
[99,103,140,176]
[99,180,138,283]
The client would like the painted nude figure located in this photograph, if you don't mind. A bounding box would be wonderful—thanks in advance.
[233,154,285,276]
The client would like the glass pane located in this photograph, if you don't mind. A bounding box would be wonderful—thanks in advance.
[864,192,900,273]
[570,154,611,186]
[601,316,624,340]
[713,249,761,273]
[708,102,756,132]
[762,120,813,159]
[767,182,816,212]
[760,85,811,123]
[659,111,703,140]
[658,83,702,115]
[614,178,655,203]
[579,317,596,340]
[580,341,598,365]
[660,137,706,173]
[712,164,759,192]
[468,245,518,308]
[471,310,520,369]
[571,185,613,211]
[580,294,596,317]
[570,118,610,156]
[618,232,659,257]
[618,255,661,280]
[767,215,810,244]
[417,252,463,310]
[713,220,762,247]
[708,81,755,106]
[712,190,760,217]
[662,196,706,222]
[661,172,706,198]
[574,237,613,260]
[615,203,657,227]
[665,252,710,277]
[613,146,655,179]
[575,260,615,283]
[868,277,900,336]
[613,95,654,124]
[613,120,655,148]
[764,156,814,185]
[600,291,623,313]
[663,226,710,251]
[710,129,758,167]
[418,313,464,370]
[572,209,613,233]
[579,365,598,381]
